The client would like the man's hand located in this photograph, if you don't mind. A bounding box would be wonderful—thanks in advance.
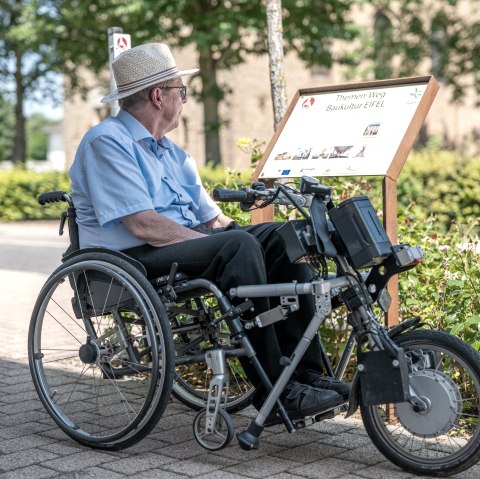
[203,212,233,229]
[123,210,205,247]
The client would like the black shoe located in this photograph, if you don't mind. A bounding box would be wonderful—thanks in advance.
[298,370,351,400]
[264,380,343,426]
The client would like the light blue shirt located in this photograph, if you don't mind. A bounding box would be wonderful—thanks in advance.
[69,109,221,250]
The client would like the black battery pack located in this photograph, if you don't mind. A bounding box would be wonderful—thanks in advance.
[329,196,392,269]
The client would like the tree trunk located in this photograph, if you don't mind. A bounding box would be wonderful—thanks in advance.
[266,0,287,130]
[198,48,222,167]
[12,47,26,166]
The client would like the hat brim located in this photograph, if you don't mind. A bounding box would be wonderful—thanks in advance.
[101,68,199,104]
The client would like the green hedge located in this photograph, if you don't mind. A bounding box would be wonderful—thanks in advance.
[398,150,480,231]
[0,170,70,221]
[397,215,480,350]
[1,151,478,227]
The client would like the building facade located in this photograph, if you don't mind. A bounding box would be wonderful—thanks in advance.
[63,10,480,170]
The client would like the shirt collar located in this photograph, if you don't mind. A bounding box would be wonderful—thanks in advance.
[116,109,154,142]
[116,109,173,151]
[157,137,173,150]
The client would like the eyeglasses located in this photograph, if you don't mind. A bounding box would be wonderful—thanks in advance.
[161,85,187,100]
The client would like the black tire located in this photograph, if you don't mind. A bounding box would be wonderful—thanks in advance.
[361,329,480,476]
[168,295,255,413]
[28,252,175,450]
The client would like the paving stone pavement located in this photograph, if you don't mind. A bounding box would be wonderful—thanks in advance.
[1,221,479,479]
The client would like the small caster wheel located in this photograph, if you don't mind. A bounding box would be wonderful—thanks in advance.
[193,408,235,451]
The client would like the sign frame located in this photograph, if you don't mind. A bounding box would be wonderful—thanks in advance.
[251,76,439,327]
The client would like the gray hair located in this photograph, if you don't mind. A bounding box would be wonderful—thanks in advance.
[119,79,173,111]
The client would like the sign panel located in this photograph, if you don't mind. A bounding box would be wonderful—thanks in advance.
[113,33,131,59]
[258,79,430,179]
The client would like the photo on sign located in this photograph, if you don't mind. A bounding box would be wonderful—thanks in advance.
[352,145,367,158]
[311,147,332,159]
[274,152,292,161]
[363,123,381,136]
[329,146,354,158]
[292,147,312,160]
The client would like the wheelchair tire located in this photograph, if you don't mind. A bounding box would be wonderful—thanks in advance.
[28,252,175,450]
[168,295,255,413]
[361,329,480,476]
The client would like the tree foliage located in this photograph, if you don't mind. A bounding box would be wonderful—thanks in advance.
[44,0,358,166]
[0,95,14,162]
[354,0,480,102]
[2,0,480,167]
[27,113,56,161]
[0,0,65,164]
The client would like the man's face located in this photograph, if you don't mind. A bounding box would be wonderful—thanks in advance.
[160,78,186,134]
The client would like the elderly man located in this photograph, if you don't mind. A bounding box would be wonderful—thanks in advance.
[70,42,349,423]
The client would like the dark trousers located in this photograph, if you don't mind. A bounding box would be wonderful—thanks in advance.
[123,222,323,388]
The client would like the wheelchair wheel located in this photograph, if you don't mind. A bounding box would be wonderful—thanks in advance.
[28,252,174,450]
[168,295,255,413]
[361,329,480,476]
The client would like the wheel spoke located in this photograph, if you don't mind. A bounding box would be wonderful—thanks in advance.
[30,255,172,448]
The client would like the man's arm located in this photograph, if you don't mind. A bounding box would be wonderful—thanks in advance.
[123,210,205,247]
[203,212,234,229]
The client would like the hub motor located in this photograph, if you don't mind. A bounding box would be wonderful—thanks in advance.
[395,369,462,437]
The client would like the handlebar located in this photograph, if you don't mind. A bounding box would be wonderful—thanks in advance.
[212,188,254,203]
[38,191,74,207]
[212,186,310,208]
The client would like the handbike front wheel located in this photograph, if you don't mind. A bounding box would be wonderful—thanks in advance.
[28,252,174,450]
[361,329,480,476]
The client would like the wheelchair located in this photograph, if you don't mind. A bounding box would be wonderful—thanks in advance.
[29,179,480,476]
[29,191,254,450]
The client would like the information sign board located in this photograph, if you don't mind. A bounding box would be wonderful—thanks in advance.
[256,77,437,180]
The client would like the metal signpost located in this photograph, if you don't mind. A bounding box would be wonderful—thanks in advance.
[107,27,131,116]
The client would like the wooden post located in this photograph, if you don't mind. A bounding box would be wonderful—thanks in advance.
[383,176,399,326]
[252,180,275,224]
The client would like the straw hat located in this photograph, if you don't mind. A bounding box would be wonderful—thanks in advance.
[101,43,198,103]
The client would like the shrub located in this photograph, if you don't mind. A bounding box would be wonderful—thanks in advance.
[398,150,480,232]
[398,215,480,350]
[0,170,70,221]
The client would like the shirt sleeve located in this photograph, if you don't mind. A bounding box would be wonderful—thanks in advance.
[84,135,154,228]
[185,155,221,223]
